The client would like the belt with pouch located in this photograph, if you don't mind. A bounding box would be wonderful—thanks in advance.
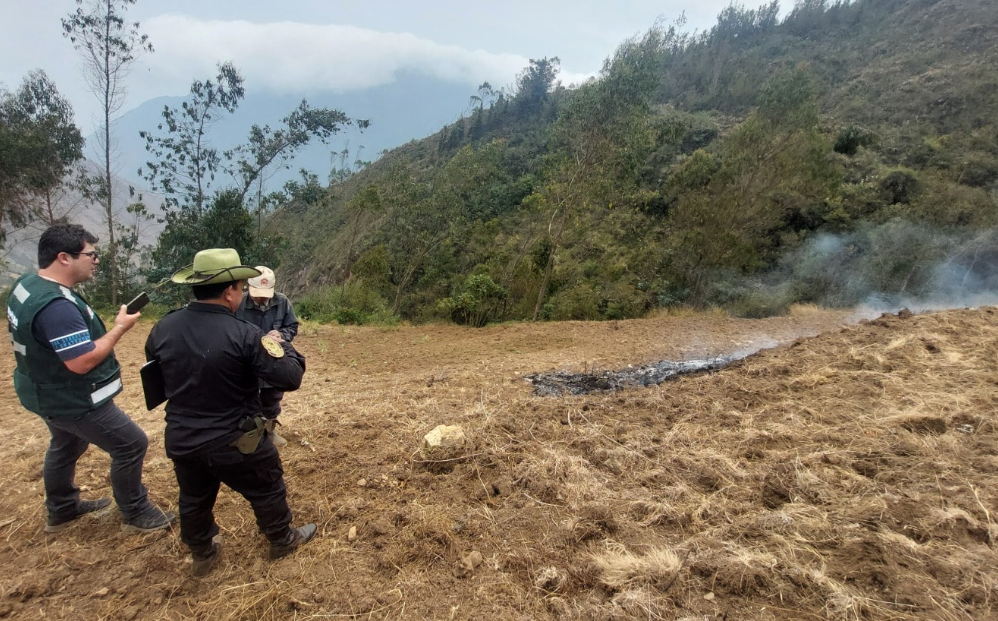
[230,415,276,454]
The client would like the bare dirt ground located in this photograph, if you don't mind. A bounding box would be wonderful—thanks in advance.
[2,305,997,620]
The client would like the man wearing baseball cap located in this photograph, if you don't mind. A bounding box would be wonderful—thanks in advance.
[236,266,299,447]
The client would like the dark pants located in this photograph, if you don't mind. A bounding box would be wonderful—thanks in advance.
[260,387,285,418]
[171,438,294,550]
[43,400,152,521]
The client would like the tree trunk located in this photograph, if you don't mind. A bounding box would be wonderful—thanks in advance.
[256,175,264,235]
[44,188,54,224]
[532,242,557,321]
[104,75,118,307]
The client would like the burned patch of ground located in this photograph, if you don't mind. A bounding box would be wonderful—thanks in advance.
[525,356,741,396]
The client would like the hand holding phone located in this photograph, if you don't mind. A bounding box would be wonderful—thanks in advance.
[126,292,150,314]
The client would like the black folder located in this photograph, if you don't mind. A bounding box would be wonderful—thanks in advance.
[140,359,167,411]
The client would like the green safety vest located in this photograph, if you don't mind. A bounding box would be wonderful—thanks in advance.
[7,274,122,418]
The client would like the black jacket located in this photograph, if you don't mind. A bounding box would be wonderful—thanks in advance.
[145,302,306,458]
[236,292,298,342]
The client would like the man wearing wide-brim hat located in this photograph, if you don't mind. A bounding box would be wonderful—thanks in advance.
[144,248,316,576]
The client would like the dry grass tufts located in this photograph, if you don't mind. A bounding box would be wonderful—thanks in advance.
[609,587,666,620]
[789,303,827,316]
[8,306,998,620]
[644,305,729,319]
[628,498,688,528]
[512,447,611,505]
[591,541,681,590]
[534,566,568,593]
[884,411,948,435]
[823,588,868,621]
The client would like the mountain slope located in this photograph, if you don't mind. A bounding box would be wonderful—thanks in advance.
[267,0,998,323]
[1,159,165,285]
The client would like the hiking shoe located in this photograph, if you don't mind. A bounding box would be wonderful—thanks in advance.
[268,523,317,561]
[271,431,288,448]
[192,536,223,577]
[121,507,176,534]
[45,497,112,533]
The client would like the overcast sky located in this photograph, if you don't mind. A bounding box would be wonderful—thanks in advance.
[1,1,785,134]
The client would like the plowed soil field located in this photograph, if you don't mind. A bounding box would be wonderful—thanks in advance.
[2,305,997,620]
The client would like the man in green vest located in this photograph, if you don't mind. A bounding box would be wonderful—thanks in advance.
[7,223,175,534]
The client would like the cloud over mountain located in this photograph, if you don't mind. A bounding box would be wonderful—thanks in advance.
[133,16,591,102]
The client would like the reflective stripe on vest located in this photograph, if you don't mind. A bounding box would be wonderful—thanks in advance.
[91,378,123,405]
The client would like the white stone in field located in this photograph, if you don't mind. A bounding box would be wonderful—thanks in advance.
[422,425,468,451]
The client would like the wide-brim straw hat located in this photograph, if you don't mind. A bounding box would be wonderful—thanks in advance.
[170,248,262,285]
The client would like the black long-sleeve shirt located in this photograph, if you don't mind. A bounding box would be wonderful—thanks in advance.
[145,302,306,458]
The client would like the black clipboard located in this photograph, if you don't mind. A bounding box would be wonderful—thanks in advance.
[140,359,167,410]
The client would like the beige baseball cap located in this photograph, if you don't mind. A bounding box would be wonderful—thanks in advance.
[247,266,276,298]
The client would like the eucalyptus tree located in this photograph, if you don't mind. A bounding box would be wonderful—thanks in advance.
[62,0,152,305]
[230,100,361,233]
[515,58,560,111]
[0,70,84,241]
[468,81,497,111]
[529,28,666,320]
[140,62,245,215]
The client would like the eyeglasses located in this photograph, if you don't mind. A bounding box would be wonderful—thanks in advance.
[71,251,99,262]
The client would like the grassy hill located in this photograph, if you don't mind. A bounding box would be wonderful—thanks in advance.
[267,0,998,325]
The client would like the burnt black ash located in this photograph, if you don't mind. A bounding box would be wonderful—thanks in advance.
[525,355,742,397]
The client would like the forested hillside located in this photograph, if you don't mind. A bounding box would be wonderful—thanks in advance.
[269,0,998,325]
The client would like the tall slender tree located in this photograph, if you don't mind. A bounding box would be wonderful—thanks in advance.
[0,70,84,242]
[513,57,561,118]
[140,62,245,214]
[230,100,359,234]
[529,28,665,320]
[62,0,152,305]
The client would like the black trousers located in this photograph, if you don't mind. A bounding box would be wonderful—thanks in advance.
[172,438,293,549]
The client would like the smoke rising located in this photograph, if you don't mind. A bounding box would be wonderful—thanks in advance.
[760,220,998,318]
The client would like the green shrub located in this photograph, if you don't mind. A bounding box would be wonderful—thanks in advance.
[547,280,647,321]
[879,167,920,205]
[296,280,396,325]
[437,273,508,327]
[333,308,366,325]
[727,288,791,318]
[834,124,876,155]
[959,157,998,188]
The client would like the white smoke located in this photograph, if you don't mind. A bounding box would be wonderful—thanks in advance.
[774,222,998,318]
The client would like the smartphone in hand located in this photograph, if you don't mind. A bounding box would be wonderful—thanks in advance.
[126,292,150,314]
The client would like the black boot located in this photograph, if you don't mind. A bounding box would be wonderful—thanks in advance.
[191,536,222,577]
[268,523,317,561]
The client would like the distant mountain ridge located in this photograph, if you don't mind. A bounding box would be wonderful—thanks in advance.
[99,72,478,197]
[2,70,480,284]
